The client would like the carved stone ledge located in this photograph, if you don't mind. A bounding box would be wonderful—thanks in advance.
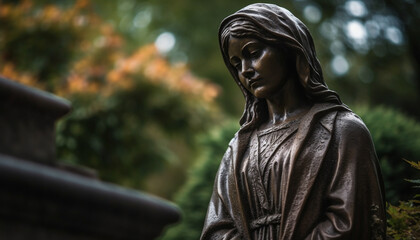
[0,77,71,164]
[0,154,180,240]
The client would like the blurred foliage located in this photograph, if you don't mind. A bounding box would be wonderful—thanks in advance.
[96,0,419,117]
[0,0,220,197]
[355,106,420,203]
[387,160,420,240]
[387,200,420,240]
[159,120,239,240]
[0,0,92,90]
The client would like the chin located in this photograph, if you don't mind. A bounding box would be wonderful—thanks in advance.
[252,88,270,99]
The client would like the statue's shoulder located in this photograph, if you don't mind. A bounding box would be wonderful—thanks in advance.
[229,132,239,146]
[219,132,238,162]
[312,103,368,133]
[334,109,372,140]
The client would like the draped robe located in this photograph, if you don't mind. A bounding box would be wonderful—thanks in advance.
[200,103,386,240]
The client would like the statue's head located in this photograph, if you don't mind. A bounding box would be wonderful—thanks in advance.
[219,3,341,128]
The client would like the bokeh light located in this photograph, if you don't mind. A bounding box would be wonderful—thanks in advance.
[155,32,176,54]
[345,1,368,17]
[303,5,322,23]
[331,55,349,76]
[133,8,152,29]
[385,27,403,45]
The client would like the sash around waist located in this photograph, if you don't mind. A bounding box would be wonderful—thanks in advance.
[250,213,282,230]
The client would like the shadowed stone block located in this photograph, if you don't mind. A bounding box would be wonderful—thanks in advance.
[0,77,71,164]
[0,154,180,240]
[0,77,180,239]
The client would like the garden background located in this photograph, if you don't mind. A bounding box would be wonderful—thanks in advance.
[0,0,419,239]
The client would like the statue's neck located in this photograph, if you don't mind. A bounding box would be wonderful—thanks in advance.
[263,78,311,127]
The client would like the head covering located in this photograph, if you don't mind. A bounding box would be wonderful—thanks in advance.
[219,3,341,129]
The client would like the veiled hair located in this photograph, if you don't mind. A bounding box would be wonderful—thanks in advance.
[219,3,342,130]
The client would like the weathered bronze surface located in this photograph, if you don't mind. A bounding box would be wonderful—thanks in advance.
[201,3,386,240]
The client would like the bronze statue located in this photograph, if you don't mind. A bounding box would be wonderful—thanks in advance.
[201,3,386,240]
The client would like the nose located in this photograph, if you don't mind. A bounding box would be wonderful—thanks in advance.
[240,61,254,79]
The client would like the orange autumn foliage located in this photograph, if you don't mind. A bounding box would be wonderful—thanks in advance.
[0,0,219,105]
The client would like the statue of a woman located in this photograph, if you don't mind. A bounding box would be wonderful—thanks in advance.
[201,3,386,240]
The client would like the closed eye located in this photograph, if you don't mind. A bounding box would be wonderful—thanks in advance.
[250,49,261,58]
[229,57,241,70]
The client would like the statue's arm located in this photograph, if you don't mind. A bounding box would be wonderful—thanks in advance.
[305,113,386,240]
[200,146,241,240]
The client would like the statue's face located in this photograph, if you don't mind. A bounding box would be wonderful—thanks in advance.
[228,37,290,99]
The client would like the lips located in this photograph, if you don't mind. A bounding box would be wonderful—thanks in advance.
[249,78,261,88]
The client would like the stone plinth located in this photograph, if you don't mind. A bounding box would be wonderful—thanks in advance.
[0,77,180,239]
[0,77,71,164]
[0,154,180,240]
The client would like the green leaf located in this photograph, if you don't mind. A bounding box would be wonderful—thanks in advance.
[405,179,420,184]
[404,159,420,171]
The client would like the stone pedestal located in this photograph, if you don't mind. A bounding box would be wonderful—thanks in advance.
[0,77,180,239]
[0,77,71,164]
